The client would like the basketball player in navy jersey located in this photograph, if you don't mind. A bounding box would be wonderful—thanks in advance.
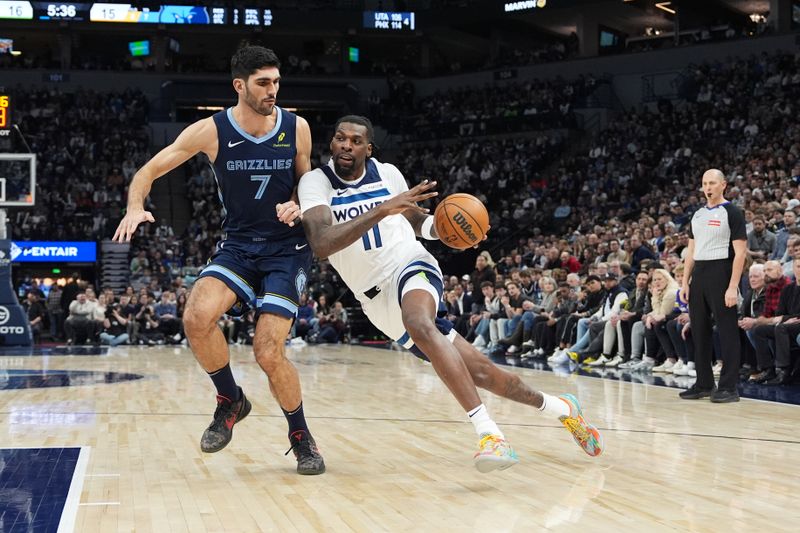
[113,46,324,475]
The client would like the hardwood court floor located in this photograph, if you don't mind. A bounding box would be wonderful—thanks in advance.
[1,343,799,532]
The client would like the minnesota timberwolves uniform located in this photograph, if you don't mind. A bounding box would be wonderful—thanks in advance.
[298,158,455,359]
[197,106,311,318]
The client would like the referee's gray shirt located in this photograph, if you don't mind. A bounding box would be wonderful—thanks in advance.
[688,202,747,261]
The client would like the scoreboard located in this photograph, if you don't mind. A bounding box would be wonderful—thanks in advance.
[0,94,10,131]
[0,1,274,25]
[363,11,415,32]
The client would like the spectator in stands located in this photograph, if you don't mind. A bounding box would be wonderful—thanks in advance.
[611,271,651,368]
[519,276,558,356]
[176,292,188,320]
[530,283,576,358]
[64,292,94,345]
[582,273,629,366]
[751,260,800,385]
[760,261,791,323]
[559,251,581,273]
[650,269,685,373]
[130,250,149,279]
[487,283,509,351]
[155,291,182,343]
[628,235,656,271]
[101,300,130,346]
[122,294,139,343]
[747,216,776,260]
[739,264,766,380]
[446,283,473,336]
[625,269,679,372]
[23,292,46,343]
[606,239,629,264]
[549,275,606,364]
[295,293,315,340]
[306,293,328,337]
[469,281,497,349]
[46,284,64,340]
[135,293,161,345]
[313,301,348,344]
[772,210,796,260]
[147,278,163,301]
[495,281,533,352]
[517,270,536,301]
[61,274,82,316]
[92,294,107,342]
[783,238,800,279]
[470,252,496,288]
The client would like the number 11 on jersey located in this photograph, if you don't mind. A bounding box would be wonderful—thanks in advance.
[362,225,383,250]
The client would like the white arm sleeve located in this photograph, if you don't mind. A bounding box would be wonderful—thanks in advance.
[298,170,332,214]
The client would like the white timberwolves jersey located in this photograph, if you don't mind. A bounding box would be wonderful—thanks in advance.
[298,158,431,295]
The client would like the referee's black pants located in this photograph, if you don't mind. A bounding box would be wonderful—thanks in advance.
[689,260,741,392]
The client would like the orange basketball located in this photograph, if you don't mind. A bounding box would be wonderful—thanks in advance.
[433,193,489,250]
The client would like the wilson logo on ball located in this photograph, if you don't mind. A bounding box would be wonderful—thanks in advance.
[452,212,479,242]
[434,193,488,250]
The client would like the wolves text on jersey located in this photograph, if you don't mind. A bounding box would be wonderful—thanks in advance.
[332,200,384,222]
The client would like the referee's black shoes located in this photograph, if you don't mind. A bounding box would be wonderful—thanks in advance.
[679,385,715,400]
[710,389,740,403]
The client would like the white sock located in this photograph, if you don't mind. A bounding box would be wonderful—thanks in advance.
[467,404,503,438]
[687,361,695,369]
[538,392,570,419]
[643,356,656,363]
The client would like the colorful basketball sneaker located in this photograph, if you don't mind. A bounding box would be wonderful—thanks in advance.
[473,434,519,473]
[558,393,603,457]
[201,387,251,453]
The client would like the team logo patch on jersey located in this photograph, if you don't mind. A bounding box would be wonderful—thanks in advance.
[273,131,291,148]
[295,268,308,296]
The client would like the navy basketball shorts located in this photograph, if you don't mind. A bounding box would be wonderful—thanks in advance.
[197,238,312,319]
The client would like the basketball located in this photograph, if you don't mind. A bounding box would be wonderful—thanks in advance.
[433,193,489,250]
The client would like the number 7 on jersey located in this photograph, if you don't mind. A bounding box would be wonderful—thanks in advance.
[251,175,272,200]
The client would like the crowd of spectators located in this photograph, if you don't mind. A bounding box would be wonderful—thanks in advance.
[11,88,150,241]
[399,134,566,252]
[383,76,596,140]
[21,275,185,346]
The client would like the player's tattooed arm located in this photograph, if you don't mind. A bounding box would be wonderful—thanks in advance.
[302,180,438,258]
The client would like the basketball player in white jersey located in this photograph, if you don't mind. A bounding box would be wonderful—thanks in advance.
[290,116,603,472]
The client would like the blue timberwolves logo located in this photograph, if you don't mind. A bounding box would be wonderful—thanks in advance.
[295,268,307,296]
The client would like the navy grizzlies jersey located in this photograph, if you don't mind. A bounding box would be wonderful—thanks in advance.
[210,107,303,241]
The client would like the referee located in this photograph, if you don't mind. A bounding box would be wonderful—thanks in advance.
[679,169,747,403]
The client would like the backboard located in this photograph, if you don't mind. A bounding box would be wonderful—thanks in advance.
[0,154,36,207]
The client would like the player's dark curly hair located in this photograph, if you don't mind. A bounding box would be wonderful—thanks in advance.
[334,115,375,145]
[231,46,281,80]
